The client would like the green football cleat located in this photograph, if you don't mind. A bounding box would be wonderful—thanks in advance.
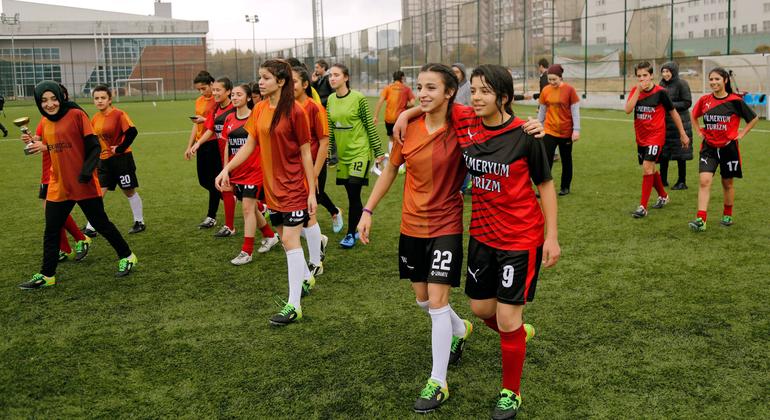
[58,249,75,262]
[413,379,449,413]
[116,253,138,277]
[74,236,92,261]
[449,319,473,365]
[688,217,706,232]
[492,388,522,420]
[269,302,302,326]
[524,323,535,342]
[19,273,56,290]
[301,274,316,297]
[720,215,734,226]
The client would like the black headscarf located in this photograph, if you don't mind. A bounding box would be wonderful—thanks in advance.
[659,62,679,86]
[33,81,85,122]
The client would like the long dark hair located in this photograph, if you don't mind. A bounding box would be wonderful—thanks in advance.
[419,63,458,133]
[332,63,350,89]
[261,59,295,131]
[470,64,514,118]
[292,66,314,99]
[194,70,214,85]
[709,67,733,94]
[233,83,254,110]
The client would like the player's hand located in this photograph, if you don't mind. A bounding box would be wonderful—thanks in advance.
[214,169,230,191]
[190,141,201,155]
[307,193,317,216]
[375,155,386,164]
[26,140,46,154]
[184,147,193,160]
[571,131,580,143]
[698,128,706,139]
[393,115,409,145]
[357,212,372,245]
[21,133,34,143]
[523,117,545,138]
[542,237,561,268]
[680,134,690,148]
[524,93,533,100]
[373,116,379,126]
[194,115,206,124]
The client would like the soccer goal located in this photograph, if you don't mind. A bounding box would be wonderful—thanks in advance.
[114,78,165,101]
[698,53,769,119]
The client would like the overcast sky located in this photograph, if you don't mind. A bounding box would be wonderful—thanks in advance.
[3,0,403,40]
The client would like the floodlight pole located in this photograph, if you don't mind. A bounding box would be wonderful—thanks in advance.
[246,15,259,82]
[1,13,20,97]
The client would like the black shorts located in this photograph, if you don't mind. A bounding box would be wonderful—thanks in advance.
[233,183,261,200]
[637,145,663,165]
[98,153,139,190]
[38,183,48,200]
[385,122,395,137]
[464,237,543,305]
[398,233,463,287]
[699,141,742,179]
[269,208,309,227]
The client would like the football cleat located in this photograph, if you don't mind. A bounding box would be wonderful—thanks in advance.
[301,274,316,297]
[340,233,357,249]
[449,319,473,365]
[309,261,324,277]
[524,323,536,342]
[688,217,706,232]
[19,273,56,290]
[230,251,253,266]
[651,195,669,209]
[198,217,216,229]
[257,235,280,253]
[58,249,75,262]
[413,379,449,413]
[128,221,146,234]
[269,302,302,326]
[81,225,98,238]
[331,207,344,233]
[74,236,92,261]
[116,253,138,277]
[720,215,734,226]
[320,234,329,262]
[492,389,522,420]
[631,205,648,218]
[214,225,235,238]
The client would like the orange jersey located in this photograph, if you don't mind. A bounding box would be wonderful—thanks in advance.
[40,109,102,202]
[380,81,415,123]
[390,116,465,238]
[539,83,579,138]
[194,95,216,140]
[299,97,329,161]
[36,122,52,184]
[244,100,312,212]
[92,108,135,160]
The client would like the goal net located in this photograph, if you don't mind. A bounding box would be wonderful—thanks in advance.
[114,78,165,100]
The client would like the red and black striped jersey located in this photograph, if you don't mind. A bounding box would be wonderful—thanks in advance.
[205,102,236,140]
[628,85,674,147]
[221,111,262,186]
[451,104,552,251]
[692,93,756,148]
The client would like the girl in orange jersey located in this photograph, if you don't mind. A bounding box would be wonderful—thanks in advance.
[216,59,316,326]
[83,84,145,235]
[190,77,237,237]
[358,64,471,414]
[19,81,136,290]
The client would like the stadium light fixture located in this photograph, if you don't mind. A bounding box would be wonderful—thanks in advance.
[245,14,260,82]
[1,13,21,97]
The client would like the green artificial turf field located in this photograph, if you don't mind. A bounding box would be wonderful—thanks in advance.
[1,98,768,418]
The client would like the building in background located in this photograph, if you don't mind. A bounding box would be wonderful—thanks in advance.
[0,0,208,97]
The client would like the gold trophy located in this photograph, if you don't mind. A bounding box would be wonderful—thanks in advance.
[13,117,35,155]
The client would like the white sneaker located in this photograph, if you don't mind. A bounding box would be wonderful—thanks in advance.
[230,251,253,266]
[320,234,328,262]
[258,235,280,253]
[198,217,216,229]
[331,208,344,233]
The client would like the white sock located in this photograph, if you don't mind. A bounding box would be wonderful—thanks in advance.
[388,140,393,154]
[286,248,305,308]
[127,193,144,223]
[303,223,322,266]
[448,306,466,337]
[429,305,452,388]
[299,229,306,239]
[303,262,311,281]
[86,221,94,230]
[416,300,430,314]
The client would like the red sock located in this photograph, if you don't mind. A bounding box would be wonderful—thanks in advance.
[59,229,71,254]
[653,172,668,198]
[640,174,654,208]
[222,191,235,229]
[723,205,733,216]
[483,314,500,332]
[697,210,708,222]
[260,224,275,238]
[64,215,86,241]
[500,325,527,394]
[242,236,255,255]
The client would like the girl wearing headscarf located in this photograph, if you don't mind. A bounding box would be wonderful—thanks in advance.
[19,81,136,290]
[659,61,693,190]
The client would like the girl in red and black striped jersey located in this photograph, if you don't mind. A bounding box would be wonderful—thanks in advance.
[218,83,279,266]
[394,65,553,419]
[292,66,332,276]
[190,77,237,236]
[624,62,690,219]
[688,67,758,231]
[217,59,316,326]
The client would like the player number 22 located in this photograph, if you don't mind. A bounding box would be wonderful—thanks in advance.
[502,265,515,288]
[431,250,452,271]
[726,160,739,171]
